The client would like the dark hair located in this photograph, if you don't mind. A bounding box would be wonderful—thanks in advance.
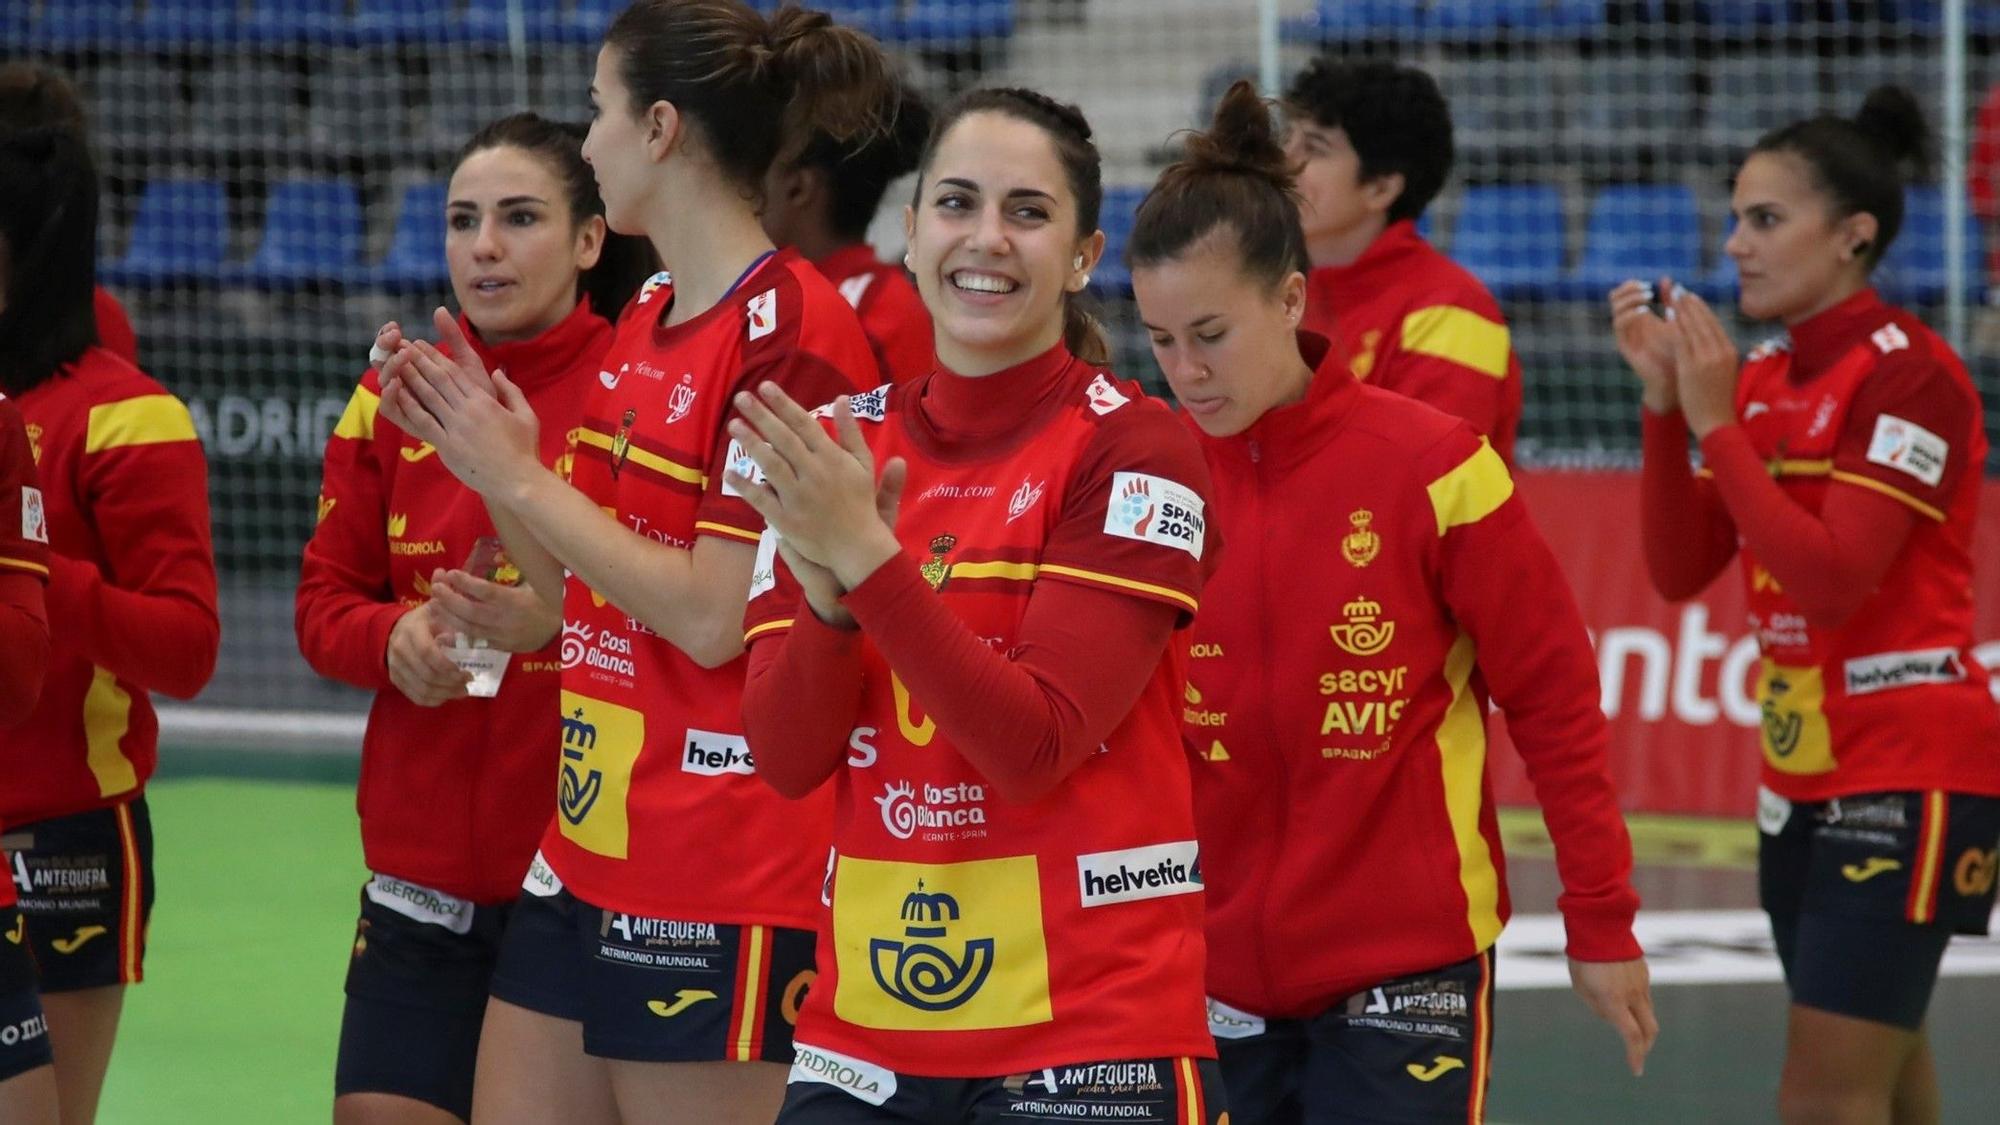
[789,81,932,241]
[457,112,660,315]
[916,87,1110,366]
[604,0,896,197]
[1750,85,1936,269]
[1282,57,1452,225]
[0,129,99,394]
[0,62,88,137]
[1129,80,1309,290]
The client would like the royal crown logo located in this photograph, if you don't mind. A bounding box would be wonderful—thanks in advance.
[387,512,408,538]
[920,534,957,590]
[870,880,994,1013]
[610,407,638,477]
[1341,508,1379,568]
[1329,596,1395,657]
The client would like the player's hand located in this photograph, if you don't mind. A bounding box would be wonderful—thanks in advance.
[385,602,471,707]
[780,538,857,629]
[369,321,403,371]
[1609,278,1679,413]
[379,307,542,500]
[1568,956,1659,1077]
[724,386,905,590]
[427,569,559,653]
[1667,286,1741,439]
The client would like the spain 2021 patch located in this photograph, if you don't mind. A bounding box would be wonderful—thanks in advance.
[1866,413,1948,488]
[1102,472,1205,560]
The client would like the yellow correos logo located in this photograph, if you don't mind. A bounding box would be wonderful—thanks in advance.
[557,691,644,859]
[52,924,107,954]
[1758,662,1834,775]
[1329,597,1395,658]
[1407,1055,1465,1083]
[1840,857,1902,883]
[832,854,1051,1032]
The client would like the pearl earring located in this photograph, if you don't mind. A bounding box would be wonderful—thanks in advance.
[1073,255,1085,270]
[903,252,913,269]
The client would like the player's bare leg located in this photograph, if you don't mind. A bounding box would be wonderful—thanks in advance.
[38,986,121,1125]
[608,1059,789,1125]
[336,1092,468,1125]
[1778,1004,1923,1125]
[468,999,615,1125]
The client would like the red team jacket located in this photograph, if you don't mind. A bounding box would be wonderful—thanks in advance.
[0,347,217,828]
[1303,220,1523,463]
[544,251,872,924]
[1185,334,1639,1019]
[745,345,1221,1077]
[0,395,51,912]
[813,244,933,384]
[1690,290,2000,801]
[93,286,138,366]
[296,301,614,904]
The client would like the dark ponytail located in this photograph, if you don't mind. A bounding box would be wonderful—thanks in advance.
[605,1,897,197]
[0,128,98,393]
[1751,84,1936,269]
[456,113,660,315]
[917,87,1111,366]
[1128,79,1308,289]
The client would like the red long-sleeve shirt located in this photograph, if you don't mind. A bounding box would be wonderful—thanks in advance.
[813,243,933,384]
[1640,289,2000,800]
[742,345,1221,1077]
[1302,220,1523,463]
[296,301,612,903]
[93,286,138,365]
[0,347,217,826]
[0,394,51,912]
[1186,332,1638,1019]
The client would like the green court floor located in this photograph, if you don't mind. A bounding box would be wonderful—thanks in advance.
[94,776,2000,1123]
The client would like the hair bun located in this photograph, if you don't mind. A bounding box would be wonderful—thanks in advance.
[1853,84,1936,178]
[1177,80,1293,191]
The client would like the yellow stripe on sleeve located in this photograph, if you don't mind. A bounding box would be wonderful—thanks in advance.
[1425,438,1514,536]
[332,386,380,441]
[85,394,199,454]
[693,520,763,544]
[1038,564,1199,613]
[745,619,795,643]
[573,428,706,485]
[0,555,49,576]
[1437,632,1504,950]
[1828,470,1947,523]
[1400,305,1512,379]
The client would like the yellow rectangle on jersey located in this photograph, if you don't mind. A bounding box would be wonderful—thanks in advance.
[333,386,379,441]
[1757,662,1835,776]
[85,395,199,453]
[831,854,1052,1032]
[1402,305,1511,379]
[556,690,644,859]
[1426,439,1514,536]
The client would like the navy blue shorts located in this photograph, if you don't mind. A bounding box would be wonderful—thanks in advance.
[488,861,816,1063]
[1759,787,2000,1029]
[0,905,52,1083]
[777,1043,1226,1124]
[1209,950,1496,1125]
[2,798,154,992]
[335,875,512,1119]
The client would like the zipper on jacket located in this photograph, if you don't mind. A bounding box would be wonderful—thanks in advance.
[1249,448,1288,1011]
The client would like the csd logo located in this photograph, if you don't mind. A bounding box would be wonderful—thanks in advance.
[870,882,993,1012]
[1955,848,1998,897]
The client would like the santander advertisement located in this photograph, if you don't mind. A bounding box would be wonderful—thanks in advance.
[1487,472,2000,817]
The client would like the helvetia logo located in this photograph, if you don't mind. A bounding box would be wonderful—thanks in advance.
[870,880,994,1012]
[681,729,756,777]
[1076,841,1202,907]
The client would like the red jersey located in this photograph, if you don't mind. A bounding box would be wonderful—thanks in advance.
[93,287,138,366]
[744,345,1220,1077]
[0,347,217,826]
[1185,333,1639,1018]
[1303,220,1523,464]
[814,244,932,383]
[1725,290,2000,800]
[546,251,874,922]
[0,394,52,911]
[296,301,614,903]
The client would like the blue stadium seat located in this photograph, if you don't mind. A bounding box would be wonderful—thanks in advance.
[1429,1,1604,39]
[242,0,351,45]
[103,179,230,287]
[242,179,367,288]
[1280,1,1424,45]
[1450,184,1567,301]
[135,0,242,48]
[1695,1,1796,27]
[560,0,625,44]
[365,182,451,291]
[1876,186,1985,306]
[351,0,454,45]
[459,0,566,44]
[1564,184,1704,301]
[1090,185,1148,296]
[897,0,1015,47]
[24,0,136,50]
